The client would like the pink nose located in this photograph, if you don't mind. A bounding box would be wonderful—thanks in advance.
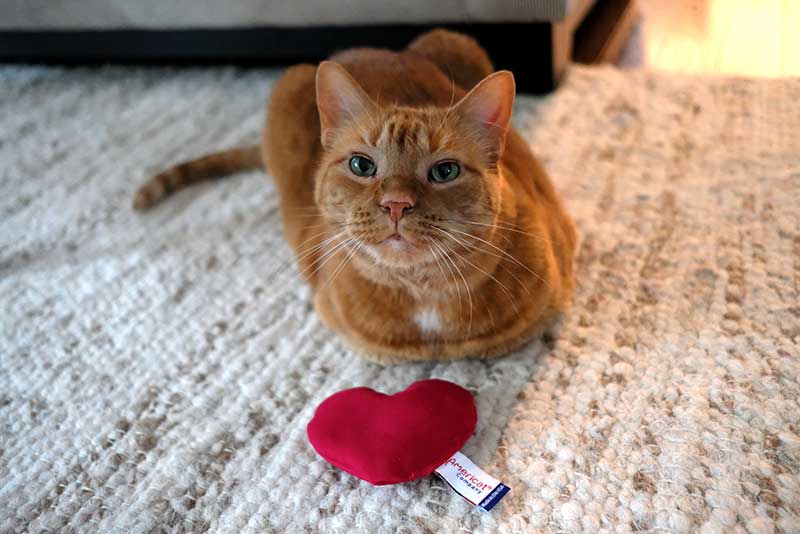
[379,200,414,223]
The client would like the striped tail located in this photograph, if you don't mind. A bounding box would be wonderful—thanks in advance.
[132,145,263,210]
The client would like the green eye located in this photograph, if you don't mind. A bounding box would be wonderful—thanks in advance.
[428,161,460,183]
[349,155,377,177]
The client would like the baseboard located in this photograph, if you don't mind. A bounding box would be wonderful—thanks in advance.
[0,23,558,94]
[1,9,637,95]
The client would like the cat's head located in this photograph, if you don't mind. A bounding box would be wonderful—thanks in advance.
[313,61,515,271]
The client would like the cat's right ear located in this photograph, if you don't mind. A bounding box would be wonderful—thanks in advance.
[316,61,376,146]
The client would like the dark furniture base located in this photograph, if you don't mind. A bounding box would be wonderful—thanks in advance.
[0,1,636,94]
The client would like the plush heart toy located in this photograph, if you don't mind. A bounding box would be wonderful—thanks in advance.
[307,379,477,485]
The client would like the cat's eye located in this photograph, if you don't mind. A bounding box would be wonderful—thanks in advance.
[428,161,461,184]
[349,155,377,177]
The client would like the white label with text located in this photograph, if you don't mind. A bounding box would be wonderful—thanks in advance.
[433,451,510,512]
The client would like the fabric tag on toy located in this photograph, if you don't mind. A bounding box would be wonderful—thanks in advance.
[433,451,510,512]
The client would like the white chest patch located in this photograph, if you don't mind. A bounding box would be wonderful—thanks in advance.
[413,308,441,334]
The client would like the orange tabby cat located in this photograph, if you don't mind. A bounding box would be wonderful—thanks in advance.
[134,30,577,363]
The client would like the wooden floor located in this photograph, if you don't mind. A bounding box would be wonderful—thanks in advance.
[619,0,800,77]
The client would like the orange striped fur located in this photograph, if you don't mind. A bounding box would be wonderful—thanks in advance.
[135,30,577,363]
[132,145,262,210]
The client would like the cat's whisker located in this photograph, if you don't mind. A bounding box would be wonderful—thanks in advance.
[296,227,336,249]
[438,228,530,304]
[261,228,349,287]
[493,217,527,229]
[437,218,511,245]
[425,242,448,285]
[295,229,349,263]
[297,222,329,230]
[443,240,520,318]
[286,213,328,220]
[262,255,310,288]
[286,206,324,213]
[302,237,354,274]
[435,229,521,318]
[296,222,355,246]
[302,236,355,280]
[428,238,473,331]
[436,75,458,134]
[442,236,532,296]
[434,233,496,328]
[296,229,347,258]
[445,227,551,290]
[494,216,554,238]
[447,216,523,230]
[451,217,522,231]
[326,240,364,288]
[449,218,553,246]
[425,240,462,315]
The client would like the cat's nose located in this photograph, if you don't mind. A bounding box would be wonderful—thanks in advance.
[379,199,415,223]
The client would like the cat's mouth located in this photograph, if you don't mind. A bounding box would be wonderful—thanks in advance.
[380,232,416,250]
[355,224,438,269]
[366,231,425,265]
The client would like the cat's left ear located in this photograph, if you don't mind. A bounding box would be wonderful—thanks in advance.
[316,61,377,147]
[454,70,515,155]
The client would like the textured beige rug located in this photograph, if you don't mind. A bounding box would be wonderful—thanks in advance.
[1,64,798,533]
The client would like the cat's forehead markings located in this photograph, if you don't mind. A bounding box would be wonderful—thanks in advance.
[376,116,429,152]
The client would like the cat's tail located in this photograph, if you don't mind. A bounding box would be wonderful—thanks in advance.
[132,145,263,210]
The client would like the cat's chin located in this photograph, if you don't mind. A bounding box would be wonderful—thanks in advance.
[363,234,430,269]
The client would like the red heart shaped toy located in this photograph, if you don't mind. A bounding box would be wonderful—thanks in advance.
[307,379,477,485]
